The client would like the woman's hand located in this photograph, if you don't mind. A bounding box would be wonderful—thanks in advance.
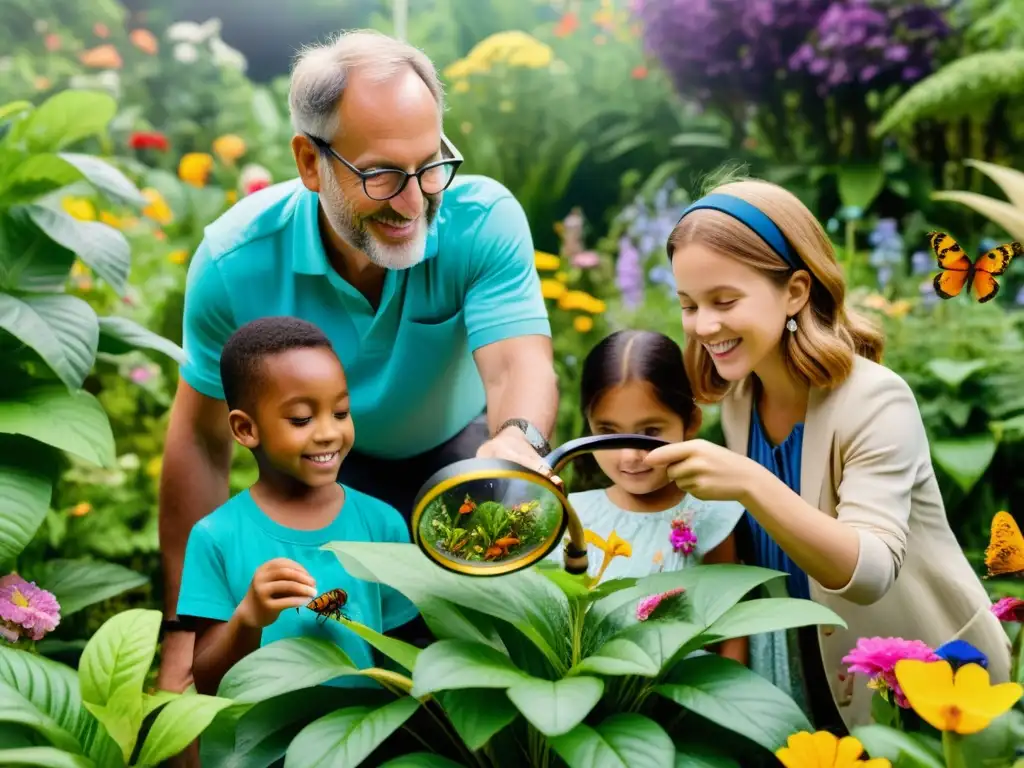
[644,439,765,505]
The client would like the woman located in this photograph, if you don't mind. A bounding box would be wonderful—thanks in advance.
[644,178,1010,732]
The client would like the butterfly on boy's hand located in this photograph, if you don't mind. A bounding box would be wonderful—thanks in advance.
[984,511,1024,578]
[927,231,1022,303]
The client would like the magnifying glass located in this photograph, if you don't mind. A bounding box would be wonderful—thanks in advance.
[410,434,669,577]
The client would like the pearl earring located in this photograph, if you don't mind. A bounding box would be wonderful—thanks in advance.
[786,317,798,333]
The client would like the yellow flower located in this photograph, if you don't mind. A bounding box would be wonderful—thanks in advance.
[69,502,92,518]
[179,152,214,187]
[585,529,632,584]
[443,57,489,79]
[534,251,561,271]
[862,293,889,310]
[453,79,470,94]
[142,188,173,225]
[465,31,555,70]
[168,249,189,265]
[776,731,890,768]
[225,190,238,205]
[558,290,606,314]
[885,299,911,318]
[541,279,567,300]
[555,271,568,283]
[212,134,246,164]
[71,261,89,278]
[894,659,1023,735]
[61,197,95,221]
[573,316,594,333]
[145,456,162,479]
[99,211,122,229]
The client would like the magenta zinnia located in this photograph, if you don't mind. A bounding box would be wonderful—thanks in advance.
[670,515,697,555]
[842,636,938,708]
[636,587,685,621]
[0,573,61,643]
[991,597,1024,623]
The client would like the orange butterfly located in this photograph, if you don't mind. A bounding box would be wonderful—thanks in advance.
[984,511,1024,578]
[927,232,1021,303]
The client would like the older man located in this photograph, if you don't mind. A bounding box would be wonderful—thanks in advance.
[157,29,558,695]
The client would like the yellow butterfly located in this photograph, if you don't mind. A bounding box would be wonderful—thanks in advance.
[984,511,1024,578]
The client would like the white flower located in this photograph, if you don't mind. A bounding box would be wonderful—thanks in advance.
[118,453,141,471]
[173,43,199,64]
[210,38,247,72]
[33,19,48,34]
[166,19,222,44]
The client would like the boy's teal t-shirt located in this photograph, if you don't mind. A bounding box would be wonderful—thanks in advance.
[176,484,419,685]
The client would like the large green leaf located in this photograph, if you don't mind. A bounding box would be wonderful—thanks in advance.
[31,559,149,617]
[324,542,570,670]
[78,608,160,708]
[673,744,740,767]
[16,90,118,152]
[25,204,129,295]
[505,676,603,737]
[335,616,420,673]
[965,159,1024,212]
[217,637,358,704]
[0,387,115,468]
[436,689,518,751]
[571,637,662,678]
[96,317,184,365]
[851,725,944,768]
[654,655,810,753]
[0,747,95,768]
[378,755,464,768]
[548,713,675,768]
[838,165,885,212]
[930,190,1024,243]
[82,686,141,765]
[282,698,420,768]
[56,154,146,208]
[0,680,82,754]
[0,293,99,389]
[0,208,76,293]
[135,694,234,768]
[702,598,845,642]
[0,461,52,564]
[931,434,997,493]
[0,154,83,204]
[410,640,528,698]
[609,621,705,674]
[925,359,990,390]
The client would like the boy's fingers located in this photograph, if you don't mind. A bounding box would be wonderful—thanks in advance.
[261,580,319,600]
[269,596,312,612]
[263,566,317,589]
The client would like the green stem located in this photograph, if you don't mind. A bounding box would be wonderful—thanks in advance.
[942,731,966,768]
[570,600,586,668]
[1011,626,1023,684]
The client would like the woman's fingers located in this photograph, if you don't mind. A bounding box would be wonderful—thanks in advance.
[643,441,697,467]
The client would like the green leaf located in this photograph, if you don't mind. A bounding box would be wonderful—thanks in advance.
[25,204,129,295]
[82,685,142,765]
[0,100,33,123]
[673,744,739,767]
[217,637,358,704]
[378,755,465,768]
[931,189,1024,243]
[283,698,420,768]
[16,90,118,152]
[611,621,705,674]
[837,165,886,212]
[0,387,116,468]
[96,317,184,365]
[142,691,176,719]
[324,542,570,670]
[925,359,990,390]
[548,713,675,768]
[78,608,160,708]
[0,293,99,389]
[536,564,593,600]
[56,154,146,208]
[572,637,661,678]
[0,680,83,753]
[0,461,52,564]
[931,434,997,493]
[0,154,83,204]
[32,559,148,617]
[964,158,1024,212]
[851,725,945,767]
[135,694,235,768]
[506,676,603,737]
[669,133,729,149]
[436,689,518,751]
[0,747,95,768]
[0,208,76,293]
[655,655,810,753]
[702,598,845,642]
[410,640,527,698]
[333,616,419,673]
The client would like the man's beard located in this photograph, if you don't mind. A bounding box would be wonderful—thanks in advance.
[319,166,441,271]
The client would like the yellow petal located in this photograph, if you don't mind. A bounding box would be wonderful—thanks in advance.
[895,659,958,731]
[952,664,1023,733]
[808,730,838,765]
[833,735,865,765]
[775,731,824,768]
[584,529,608,552]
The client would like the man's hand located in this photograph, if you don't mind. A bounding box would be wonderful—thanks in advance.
[476,427,562,487]
[237,558,318,629]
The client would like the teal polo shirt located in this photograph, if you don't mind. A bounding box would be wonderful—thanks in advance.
[180,175,551,459]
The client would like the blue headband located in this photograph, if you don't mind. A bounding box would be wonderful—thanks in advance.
[670,193,804,271]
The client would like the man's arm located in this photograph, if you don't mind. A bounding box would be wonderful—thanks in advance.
[474,334,558,446]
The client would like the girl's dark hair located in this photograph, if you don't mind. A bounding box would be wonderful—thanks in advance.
[572,330,700,489]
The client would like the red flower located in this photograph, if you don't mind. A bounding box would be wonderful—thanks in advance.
[129,131,169,151]
[554,12,579,38]
[631,65,649,79]
[244,178,271,195]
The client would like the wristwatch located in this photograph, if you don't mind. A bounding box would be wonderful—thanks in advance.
[496,418,551,457]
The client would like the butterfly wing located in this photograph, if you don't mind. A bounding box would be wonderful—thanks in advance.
[927,232,972,299]
[985,511,1024,577]
[970,241,1022,303]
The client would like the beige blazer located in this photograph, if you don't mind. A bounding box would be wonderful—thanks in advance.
[720,355,1011,730]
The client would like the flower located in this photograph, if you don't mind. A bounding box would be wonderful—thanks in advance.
[636,587,685,621]
[631,64,649,79]
[61,197,95,221]
[240,163,272,196]
[130,365,155,384]
[541,279,567,300]
[179,153,214,187]
[168,249,189,265]
[573,316,594,333]
[129,131,169,151]
[842,636,939,707]
[585,529,632,583]
[129,29,159,55]
[558,290,606,313]
[616,237,644,307]
[173,42,199,64]
[141,188,173,225]
[69,502,91,517]
[212,134,246,164]
[776,730,891,767]
[534,251,561,271]
[670,514,697,555]
[0,574,61,643]
[991,596,1024,623]
[554,12,580,37]
[894,659,1023,734]
[572,251,600,269]
[935,639,988,671]
[44,33,61,52]
[93,22,109,38]
[79,44,122,69]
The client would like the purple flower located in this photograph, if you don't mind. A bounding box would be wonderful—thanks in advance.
[0,573,60,643]
[670,515,698,555]
[911,250,932,275]
[616,237,645,308]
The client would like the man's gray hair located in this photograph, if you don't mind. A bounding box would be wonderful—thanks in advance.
[288,29,445,139]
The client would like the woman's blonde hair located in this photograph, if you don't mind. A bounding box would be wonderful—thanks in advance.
[668,178,884,403]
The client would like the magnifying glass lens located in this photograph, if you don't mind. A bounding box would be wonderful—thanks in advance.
[417,475,565,573]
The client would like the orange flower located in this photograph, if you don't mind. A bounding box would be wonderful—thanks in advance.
[212,134,246,164]
[141,188,172,225]
[554,12,579,37]
[178,152,214,187]
[129,29,158,55]
[573,316,594,333]
[93,22,110,39]
[79,44,122,69]
[631,65,649,79]
[44,34,61,52]
[70,502,91,518]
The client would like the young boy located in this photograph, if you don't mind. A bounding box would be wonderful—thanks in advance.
[176,316,419,695]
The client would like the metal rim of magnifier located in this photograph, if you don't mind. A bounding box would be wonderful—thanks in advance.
[410,458,570,577]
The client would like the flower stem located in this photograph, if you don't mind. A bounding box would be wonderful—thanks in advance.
[1011,626,1023,683]
[942,731,966,768]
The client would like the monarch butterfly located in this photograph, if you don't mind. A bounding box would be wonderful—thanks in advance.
[984,511,1024,578]
[305,588,349,624]
[928,232,1021,303]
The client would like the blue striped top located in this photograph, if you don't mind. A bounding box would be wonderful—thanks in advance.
[745,408,811,600]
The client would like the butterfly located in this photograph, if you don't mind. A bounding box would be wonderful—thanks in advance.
[303,588,349,624]
[927,232,1021,303]
[984,511,1024,578]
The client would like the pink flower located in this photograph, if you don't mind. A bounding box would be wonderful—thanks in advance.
[842,636,938,708]
[129,365,153,384]
[0,573,60,643]
[636,587,685,621]
[240,163,272,196]
[670,515,697,555]
[992,597,1024,623]
[572,250,600,269]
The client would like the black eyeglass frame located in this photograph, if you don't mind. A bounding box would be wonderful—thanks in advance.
[304,131,464,201]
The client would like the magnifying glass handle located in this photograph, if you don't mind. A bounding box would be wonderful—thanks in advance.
[546,434,670,475]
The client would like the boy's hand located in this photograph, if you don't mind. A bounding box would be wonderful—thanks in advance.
[237,558,318,629]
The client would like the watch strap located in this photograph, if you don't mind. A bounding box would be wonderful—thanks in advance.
[495,418,551,457]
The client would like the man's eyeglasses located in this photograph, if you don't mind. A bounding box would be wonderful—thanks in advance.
[305,131,464,202]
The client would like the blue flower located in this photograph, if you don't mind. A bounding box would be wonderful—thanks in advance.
[935,639,988,670]
[911,250,932,275]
